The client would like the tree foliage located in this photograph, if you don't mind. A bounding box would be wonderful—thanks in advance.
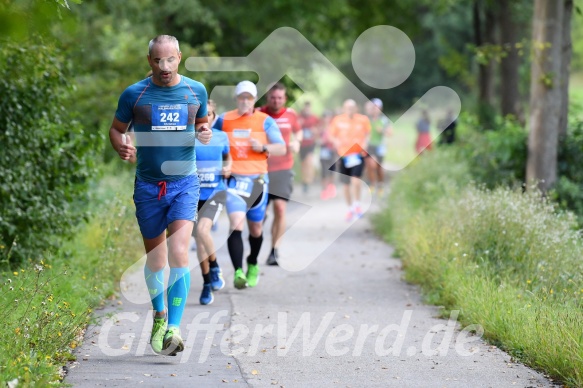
[1,0,582,267]
[0,41,98,267]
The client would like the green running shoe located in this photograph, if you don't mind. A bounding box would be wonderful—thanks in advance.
[246,264,260,288]
[150,315,167,354]
[233,268,247,289]
[162,327,184,356]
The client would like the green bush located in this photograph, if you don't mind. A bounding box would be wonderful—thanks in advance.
[453,111,583,227]
[372,147,471,256]
[457,114,528,189]
[0,41,100,268]
[0,166,142,386]
[554,119,583,225]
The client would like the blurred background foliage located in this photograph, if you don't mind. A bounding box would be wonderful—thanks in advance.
[1,0,583,267]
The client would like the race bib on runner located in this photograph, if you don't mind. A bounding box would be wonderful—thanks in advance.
[319,147,332,160]
[151,104,188,131]
[343,153,362,168]
[228,175,254,198]
[198,168,218,188]
[302,128,313,140]
[376,144,387,157]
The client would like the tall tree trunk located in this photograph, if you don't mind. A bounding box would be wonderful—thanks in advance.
[498,0,522,121]
[558,0,573,138]
[474,0,496,126]
[526,0,568,192]
[483,7,496,104]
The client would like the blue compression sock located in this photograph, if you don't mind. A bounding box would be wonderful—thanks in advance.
[144,266,165,314]
[167,267,191,328]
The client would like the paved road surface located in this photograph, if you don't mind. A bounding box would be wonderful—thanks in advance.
[65,185,556,387]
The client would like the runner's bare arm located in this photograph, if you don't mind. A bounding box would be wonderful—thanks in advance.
[249,139,286,156]
[109,117,136,163]
[222,152,232,179]
[290,127,303,154]
[195,117,212,145]
[267,142,287,156]
[362,134,371,155]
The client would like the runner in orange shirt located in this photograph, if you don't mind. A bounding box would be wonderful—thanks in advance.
[328,99,371,221]
[214,80,286,288]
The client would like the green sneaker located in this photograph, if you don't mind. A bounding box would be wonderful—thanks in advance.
[233,268,247,289]
[246,264,260,288]
[162,327,184,356]
[150,315,167,354]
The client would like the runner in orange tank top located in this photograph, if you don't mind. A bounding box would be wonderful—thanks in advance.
[213,81,285,289]
[328,99,371,222]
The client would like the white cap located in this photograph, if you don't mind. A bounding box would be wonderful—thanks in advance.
[371,98,383,109]
[235,80,257,98]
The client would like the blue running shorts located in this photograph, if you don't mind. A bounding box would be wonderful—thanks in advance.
[133,174,200,239]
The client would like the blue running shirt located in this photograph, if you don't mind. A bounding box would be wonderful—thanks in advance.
[115,75,208,182]
[195,129,230,201]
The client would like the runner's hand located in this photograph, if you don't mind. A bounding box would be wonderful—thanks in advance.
[290,139,300,154]
[119,134,137,162]
[197,125,212,145]
[222,163,231,179]
[250,138,264,153]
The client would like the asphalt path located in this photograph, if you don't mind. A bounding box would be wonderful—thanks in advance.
[65,184,556,388]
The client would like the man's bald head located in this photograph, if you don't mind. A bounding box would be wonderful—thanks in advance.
[148,35,180,56]
[343,99,357,116]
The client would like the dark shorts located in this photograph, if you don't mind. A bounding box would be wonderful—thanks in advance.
[133,175,199,239]
[198,190,226,222]
[338,154,364,184]
[267,169,294,202]
[299,144,315,161]
[319,147,337,179]
[366,144,385,162]
[320,160,337,179]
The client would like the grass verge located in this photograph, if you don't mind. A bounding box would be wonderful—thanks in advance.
[0,164,142,386]
[373,149,583,387]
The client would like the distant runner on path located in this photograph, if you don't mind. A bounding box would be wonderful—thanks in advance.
[328,99,371,221]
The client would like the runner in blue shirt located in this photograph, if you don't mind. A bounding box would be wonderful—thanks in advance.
[193,101,231,305]
[109,35,211,357]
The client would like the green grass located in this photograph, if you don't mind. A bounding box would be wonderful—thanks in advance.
[374,149,583,387]
[0,164,142,386]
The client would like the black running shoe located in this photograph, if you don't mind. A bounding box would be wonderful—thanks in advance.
[266,249,279,266]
